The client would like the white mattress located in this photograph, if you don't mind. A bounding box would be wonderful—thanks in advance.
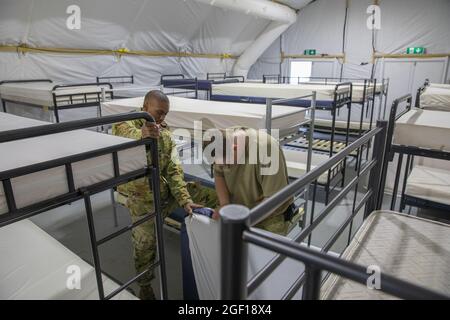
[304,81,383,102]
[0,82,105,107]
[0,113,147,215]
[393,109,450,152]
[283,148,339,184]
[321,210,450,299]
[309,118,372,131]
[186,214,337,300]
[212,82,348,101]
[0,219,137,300]
[420,85,450,111]
[405,165,450,206]
[101,96,305,131]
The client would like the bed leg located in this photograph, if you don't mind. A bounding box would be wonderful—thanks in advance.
[82,190,106,300]
[390,153,403,211]
[399,154,411,213]
[110,189,119,228]
[1,99,6,113]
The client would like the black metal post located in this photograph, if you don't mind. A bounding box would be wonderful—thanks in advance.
[399,154,412,212]
[52,93,60,123]
[1,99,6,113]
[220,204,250,300]
[82,190,105,300]
[149,135,168,300]
[390,153,403,211]
[302,265,322,300]
[365,121,388,217]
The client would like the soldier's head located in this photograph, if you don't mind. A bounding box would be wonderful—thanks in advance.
[143,90,170,124]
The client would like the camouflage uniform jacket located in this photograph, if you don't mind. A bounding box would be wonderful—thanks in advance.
[112,118,192,207]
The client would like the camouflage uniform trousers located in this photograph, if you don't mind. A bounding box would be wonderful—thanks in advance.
[125,181,218,300]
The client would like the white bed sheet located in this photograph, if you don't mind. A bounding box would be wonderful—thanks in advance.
[0,113,146,215]
[0,219,137,300]
[321,210,450,299]
[420,85,450,111]
[211,82,346,101]
[0,82,105,107]
[406,165,450,206]
[393,109,450,152]
[101,96,305,131]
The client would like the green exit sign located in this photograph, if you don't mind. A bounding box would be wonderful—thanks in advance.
[304,49,317,55]
[406,47,426,54]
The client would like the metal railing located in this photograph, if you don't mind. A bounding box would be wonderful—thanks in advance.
[0,112,168,300]
[218,120,448,300]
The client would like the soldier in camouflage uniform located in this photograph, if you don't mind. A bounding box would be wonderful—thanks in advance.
[112,90,218,300]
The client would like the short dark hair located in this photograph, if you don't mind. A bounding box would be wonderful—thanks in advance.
[144,90,169,106]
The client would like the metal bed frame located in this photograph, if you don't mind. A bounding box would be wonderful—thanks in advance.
[0,79,114,123]
[210,80,354,159]
[218,120,448,300]
[382,93,450,213]
[0,113,168,300]
[263,74,390,121]
[160,74,243,99]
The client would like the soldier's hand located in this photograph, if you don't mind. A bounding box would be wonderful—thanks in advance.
[184,202,203,215]
[212,210,220,220]
[142,122,160,139]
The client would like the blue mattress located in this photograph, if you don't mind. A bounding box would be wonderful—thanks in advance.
[161,79,240,91]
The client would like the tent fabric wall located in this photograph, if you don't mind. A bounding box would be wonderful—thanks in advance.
[0,0,270,85]
[249,0,450,81]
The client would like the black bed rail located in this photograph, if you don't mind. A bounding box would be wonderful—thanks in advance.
[206,72,227,80]
[0,112,168,300]
[219,121,449,300]
[96,75,134,85]
[51,82,114,123]
[0,79,53,85]
[262,74,282,84]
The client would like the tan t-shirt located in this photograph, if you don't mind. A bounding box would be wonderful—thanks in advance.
[214,128,291,217]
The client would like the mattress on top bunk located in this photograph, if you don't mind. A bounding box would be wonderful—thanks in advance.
[0,82,105,107]
[429,83,450,90]
[0,113,147,215]
[303,81,383,101]
[101,96,306,131]
[405,165,450,206]
[420,86,450,111]
[393,109,450,152]
[283,148,340,184]
[0,219,137,300]
[308,118,373,131]
[211,82,347,101]
[321,210,450,300]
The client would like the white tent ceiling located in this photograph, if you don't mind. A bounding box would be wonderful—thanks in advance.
[1,0,297,84]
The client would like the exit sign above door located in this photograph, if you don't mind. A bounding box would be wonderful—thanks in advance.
[304,49,317,55]
[406,47,426,55]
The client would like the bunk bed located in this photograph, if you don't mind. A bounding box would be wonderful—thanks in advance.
[415,79,450,111]
[384,94,450,213]
[0,79,114,123]
[211,120,449,300]
[160,73,244,99]
[96,75,152,98]
[210,81,354,158]
[0,112,168,300]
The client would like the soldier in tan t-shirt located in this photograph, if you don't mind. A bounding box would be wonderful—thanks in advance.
[211,127,295,236]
